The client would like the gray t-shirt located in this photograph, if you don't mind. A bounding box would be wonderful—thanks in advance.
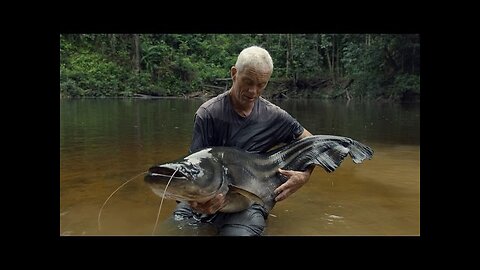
[190,91,304,153]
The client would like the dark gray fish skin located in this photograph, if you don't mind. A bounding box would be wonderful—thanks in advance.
[144,135,374,213]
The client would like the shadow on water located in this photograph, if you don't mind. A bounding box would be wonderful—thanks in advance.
[60,98,420,236]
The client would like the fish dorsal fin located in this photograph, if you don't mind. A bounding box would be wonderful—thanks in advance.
[228,184,264,207]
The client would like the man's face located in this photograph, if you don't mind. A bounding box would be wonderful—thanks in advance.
[231,66,271,106]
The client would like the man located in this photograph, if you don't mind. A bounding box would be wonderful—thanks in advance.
[172,45,314,236]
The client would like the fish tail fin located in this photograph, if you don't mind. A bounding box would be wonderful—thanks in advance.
[308,136,374,172]
[309,143,350,172]
[273,135,374,173]
[349,139,374,164]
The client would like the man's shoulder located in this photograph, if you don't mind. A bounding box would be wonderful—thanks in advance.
[197,91,229,116]
[258,96,287,114]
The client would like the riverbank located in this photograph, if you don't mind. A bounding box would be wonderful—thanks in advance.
[60,76,420,103]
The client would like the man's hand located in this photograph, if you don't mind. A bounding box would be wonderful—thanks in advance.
[189,193,226,215]
[274,167,313,202]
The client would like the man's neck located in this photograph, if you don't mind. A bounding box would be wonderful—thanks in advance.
[228,90,254,118]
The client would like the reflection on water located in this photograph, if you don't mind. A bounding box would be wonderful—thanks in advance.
[60,98,420,236]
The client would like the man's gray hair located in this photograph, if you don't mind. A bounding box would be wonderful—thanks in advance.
[235,46,274,73]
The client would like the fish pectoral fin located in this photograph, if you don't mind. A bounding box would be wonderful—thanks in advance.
[228,184,264,207]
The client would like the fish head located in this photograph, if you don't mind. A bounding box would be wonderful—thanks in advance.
[144,148,224,203]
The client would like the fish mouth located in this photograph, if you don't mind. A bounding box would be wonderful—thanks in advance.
[144,164,218,202]
[146,165,189,181]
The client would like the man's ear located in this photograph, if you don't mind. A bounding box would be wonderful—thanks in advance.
[230,66,237,81]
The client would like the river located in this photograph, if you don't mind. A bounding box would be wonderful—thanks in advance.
[60,98,420,236]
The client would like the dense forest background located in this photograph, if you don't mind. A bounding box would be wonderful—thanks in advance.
[60,34,420,102]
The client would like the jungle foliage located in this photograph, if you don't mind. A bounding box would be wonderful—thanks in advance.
[60,34,420,101]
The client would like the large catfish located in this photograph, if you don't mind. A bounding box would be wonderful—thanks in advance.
[144,135,373,213]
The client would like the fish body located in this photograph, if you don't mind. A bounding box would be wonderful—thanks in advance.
[144,135,373,213]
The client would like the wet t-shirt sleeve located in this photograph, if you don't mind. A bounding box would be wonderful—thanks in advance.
[189,108,213,153]
[277,109,304,143]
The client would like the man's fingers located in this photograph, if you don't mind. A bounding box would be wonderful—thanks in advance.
[211,194,225,212]
[278,168,294,176]
[191,193,226,214]
[274,182,289,195]
[275,189,289,202]
[275,180,295,201]
[214,193,224,203]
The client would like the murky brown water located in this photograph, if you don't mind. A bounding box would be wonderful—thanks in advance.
[60,98,419,236]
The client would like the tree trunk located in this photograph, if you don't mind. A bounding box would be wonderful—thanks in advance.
[132,34,141,74]
[109,34,116,54]
[412,44,415,73]
[401,49,404,73]
[346,90,351,101]
[314,34,320,74]
[332,34,336,84]
[366,34,371,46]
[384,45,399,78]
[286,34,290,78]
[324,34,332,76]
[336,37,340,78]
[290,35,297,87]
